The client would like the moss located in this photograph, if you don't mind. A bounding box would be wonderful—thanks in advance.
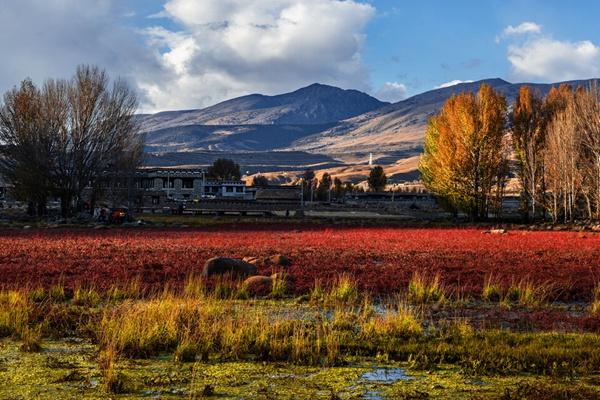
[1,339,600,399]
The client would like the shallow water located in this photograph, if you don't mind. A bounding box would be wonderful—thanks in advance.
[361,368,412,383]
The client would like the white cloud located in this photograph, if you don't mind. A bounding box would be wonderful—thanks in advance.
[0,0,164,109]
[496,22,541,43]
[374,82,407,102]
[504,22,542,36]
[434,80,474,89]
[0,0,376,113]
[508,38,600,81]
[140,0,376,112]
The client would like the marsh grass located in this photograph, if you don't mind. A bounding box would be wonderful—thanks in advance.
[590,284,600,315]
[502,280,552,308]
[482,275,503,303]
[73,286,101,307]
[0,281,598,377]
[327,274,358,304]
[107,277,143,301]
[99,346,128,394]
[18,325,42,352]
[0,290,31,337]
[408,272,445,304]
[270,273,288,299]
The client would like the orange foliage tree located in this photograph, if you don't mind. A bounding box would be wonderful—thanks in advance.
[420,84,508,220]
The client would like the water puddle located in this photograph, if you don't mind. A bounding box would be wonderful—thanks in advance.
[361,368,412,383]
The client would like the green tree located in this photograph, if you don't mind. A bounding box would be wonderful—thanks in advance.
[368,166,387,192]
[316,173,332,201]
[207,158,241,180]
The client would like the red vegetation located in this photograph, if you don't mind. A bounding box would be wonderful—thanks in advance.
[0,226,598,300]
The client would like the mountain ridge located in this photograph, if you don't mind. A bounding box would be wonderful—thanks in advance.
[140,77,600,181]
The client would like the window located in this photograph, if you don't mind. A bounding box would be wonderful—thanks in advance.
[236,187,244,193]
[141,179,154,189]
[163,178,174,189]
[152,196,160,205]
[182,178,194,189]
[226,186,234,193]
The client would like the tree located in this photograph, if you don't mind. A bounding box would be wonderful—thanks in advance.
[316,173,332,201]
[571,84,600,220]
[0,79,55,216]
[420,84,508,220]
[301,168,315,201]
[250,175,269,187]
[511,86,546,221]
[207,158,241,180]
[368,166,387,192]
[333,177,345,200]
[0,66,143,218]
[50,65,142,217]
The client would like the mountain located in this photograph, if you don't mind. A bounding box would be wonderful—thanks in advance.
[138,83,388,132]
[285,78,599,155]
[140,78,599,183]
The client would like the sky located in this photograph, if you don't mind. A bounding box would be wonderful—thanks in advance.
[0,0,599,112]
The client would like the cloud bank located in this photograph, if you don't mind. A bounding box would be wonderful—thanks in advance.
[141,0,376,112]
[499,21,600,82]
[0,0,376,113]
[374,82,407,102]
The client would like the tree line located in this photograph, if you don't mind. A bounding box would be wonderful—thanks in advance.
[420,82,600,222]
[0,65,142,217]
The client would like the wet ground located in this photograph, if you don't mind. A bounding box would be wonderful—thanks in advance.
[1,339,597,399]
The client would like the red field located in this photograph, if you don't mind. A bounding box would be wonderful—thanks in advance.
[1,226,599,300]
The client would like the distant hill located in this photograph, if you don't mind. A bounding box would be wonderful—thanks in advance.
[285,78,600,155]
[138,83,388,132]
[139,78,599,183]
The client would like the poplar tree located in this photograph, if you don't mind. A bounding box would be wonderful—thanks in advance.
[420,84,508,220]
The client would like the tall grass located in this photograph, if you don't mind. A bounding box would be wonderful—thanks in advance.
[591,284,600,315]
[407,272,445,304]
[0,290,31,338]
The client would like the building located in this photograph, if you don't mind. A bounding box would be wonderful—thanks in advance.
[132,168,249,208]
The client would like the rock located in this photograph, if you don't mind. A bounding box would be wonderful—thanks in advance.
[265,254,292,267]
[591,225,600,232]
[489,229,506,235]
[201,257,257,278]
[242,256,261,265]
[243,275,273,296]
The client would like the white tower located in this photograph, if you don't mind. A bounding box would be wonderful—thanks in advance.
[369,153,373,166]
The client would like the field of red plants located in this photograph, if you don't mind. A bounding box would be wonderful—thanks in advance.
[0,226,599,300]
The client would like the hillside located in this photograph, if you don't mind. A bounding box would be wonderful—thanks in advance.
[140,78,599,183]
[138,83,388,132]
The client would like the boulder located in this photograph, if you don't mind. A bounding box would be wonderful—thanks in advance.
[201,257,257,278]
[484,228,506,235]
[243,275,273,296]
[265,254,292,267]
[242,256,261,265]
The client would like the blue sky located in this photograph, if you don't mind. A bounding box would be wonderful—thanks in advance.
[1,0,599,112]
[363,0,600,93]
